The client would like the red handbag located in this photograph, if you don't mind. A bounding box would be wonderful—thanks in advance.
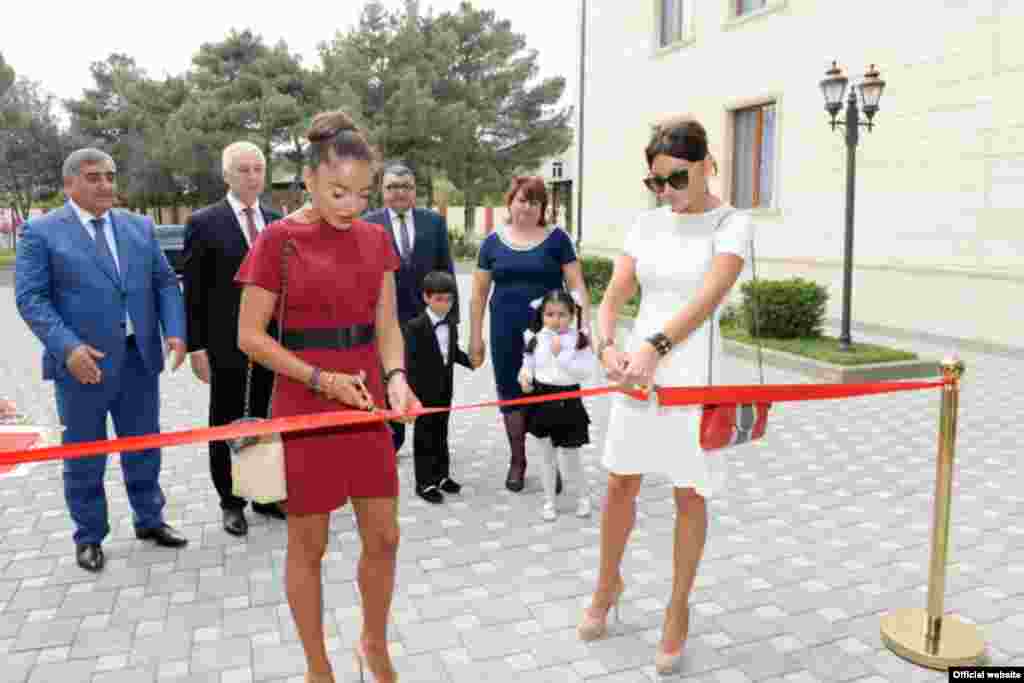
[700,210,770,452]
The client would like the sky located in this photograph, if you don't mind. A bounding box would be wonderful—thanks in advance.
[2,0,580,110]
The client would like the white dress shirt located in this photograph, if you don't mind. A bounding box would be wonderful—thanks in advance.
[388,208,415,258]
[426,308,450,365]
[521,328,597,386]
[226,192,266,246]
[70,199,134,336]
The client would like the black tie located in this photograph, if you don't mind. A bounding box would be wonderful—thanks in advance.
[90,218,120,280]
[397,212,412,261]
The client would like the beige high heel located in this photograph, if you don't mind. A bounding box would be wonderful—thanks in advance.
[304,672,334,683]
[654,605,690,675]
[577,579,625,641]
[354,641,398,682]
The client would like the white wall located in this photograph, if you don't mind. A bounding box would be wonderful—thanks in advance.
[579,0,1024,347]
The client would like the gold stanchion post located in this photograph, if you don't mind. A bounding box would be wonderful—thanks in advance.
[880,357,986,669]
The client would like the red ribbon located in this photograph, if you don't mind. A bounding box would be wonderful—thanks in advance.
[0,378,948,468]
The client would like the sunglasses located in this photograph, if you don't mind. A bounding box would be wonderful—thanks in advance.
[384,183,415,192]
[643,168,689,193]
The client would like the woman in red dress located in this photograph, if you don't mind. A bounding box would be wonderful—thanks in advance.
[237,110,419,683]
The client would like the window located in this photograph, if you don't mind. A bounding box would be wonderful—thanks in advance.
[658,0,685,48]
[732,102,776,209]
[552,160,564,179]
[735,0,767,16]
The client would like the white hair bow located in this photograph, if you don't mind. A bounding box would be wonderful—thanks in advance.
[529,297,544,310]
[523,330,536,343]
[569,290,583,306]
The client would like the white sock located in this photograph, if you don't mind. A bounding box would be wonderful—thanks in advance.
[539,440,558,505]
[558,447,587,502]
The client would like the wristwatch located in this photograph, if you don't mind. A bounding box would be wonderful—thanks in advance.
[645,332,673,357]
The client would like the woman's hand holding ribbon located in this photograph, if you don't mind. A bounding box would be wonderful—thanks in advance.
[600,346,629,384]
[621,342,659,388]
[322,371,375,411]
[386,372,421,425]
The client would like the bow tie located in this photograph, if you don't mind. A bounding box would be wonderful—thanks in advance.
[433,320,448,330]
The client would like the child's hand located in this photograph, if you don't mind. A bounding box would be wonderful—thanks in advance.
[550,335,562,355]
[517,367,533,393]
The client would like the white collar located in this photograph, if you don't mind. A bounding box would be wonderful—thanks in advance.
[539,327,573,339]
[226,192,260,216]
[426,308,448,326]
[389,207,413,222]
[68,198,109,227]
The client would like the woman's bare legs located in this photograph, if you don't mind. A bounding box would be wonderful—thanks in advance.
[588,474,642,617]
[661,487,708,655]
[351,496,400,681]
[286,512,333,678]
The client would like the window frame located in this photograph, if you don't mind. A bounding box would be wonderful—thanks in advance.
[723,0,788,31]
[653,0,696,55]
[723,95,783,215]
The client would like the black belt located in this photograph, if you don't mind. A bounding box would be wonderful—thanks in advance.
[282,324,376,351]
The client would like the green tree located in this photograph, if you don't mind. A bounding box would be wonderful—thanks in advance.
[0,78,75,249]
[174,30,316,204]
[65,54,189,211]
[321,1,571,232]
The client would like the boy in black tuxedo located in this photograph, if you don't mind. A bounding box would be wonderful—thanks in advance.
[404,271,474,503]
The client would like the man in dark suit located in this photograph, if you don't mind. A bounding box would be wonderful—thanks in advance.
[363,163,459,452]
[16,148,188,572]
[183,141,284,536]
[404,271,473,503]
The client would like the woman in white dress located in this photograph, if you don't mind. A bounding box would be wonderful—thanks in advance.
[577,115,754,675]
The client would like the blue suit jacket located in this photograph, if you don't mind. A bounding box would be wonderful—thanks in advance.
[362,207,458,324]
[15,204,186,382]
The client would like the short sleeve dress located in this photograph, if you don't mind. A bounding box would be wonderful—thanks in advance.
[601,205,754,497]
[235,217,401,514]
[476,226,577,413]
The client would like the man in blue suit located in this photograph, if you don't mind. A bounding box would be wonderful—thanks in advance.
[16,148,189,573]
[363,163,459,452]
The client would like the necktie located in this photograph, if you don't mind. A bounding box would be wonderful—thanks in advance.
[242,207,259,244]
[397,212,412,261]
[90,218,119,279]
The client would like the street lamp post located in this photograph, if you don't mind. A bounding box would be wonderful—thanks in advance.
[820,61,886,351]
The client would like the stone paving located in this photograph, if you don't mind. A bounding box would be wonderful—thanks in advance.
[1,268,1022,682]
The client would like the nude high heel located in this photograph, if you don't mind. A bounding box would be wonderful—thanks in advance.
[654,604,690,675]
[577,579,625,641]
[354,641,398,682]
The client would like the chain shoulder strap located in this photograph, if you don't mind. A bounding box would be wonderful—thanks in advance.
[707,209,763,387]
[242,233,294,418]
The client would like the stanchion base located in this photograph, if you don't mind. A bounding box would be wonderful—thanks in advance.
[880,609,986,670]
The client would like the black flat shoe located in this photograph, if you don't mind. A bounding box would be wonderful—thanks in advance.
[252,502,286,520]
[438,477,462,494]
[223,508,248,536]
[76,544,104,572]
[135,524,188,548]
[416,485,444,504]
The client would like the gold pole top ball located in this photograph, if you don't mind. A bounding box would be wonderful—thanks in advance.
[940,355,965,381]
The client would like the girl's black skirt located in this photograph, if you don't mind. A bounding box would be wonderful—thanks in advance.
[525,381,591,448]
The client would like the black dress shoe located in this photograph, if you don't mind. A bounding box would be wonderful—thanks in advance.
[252,502,286,520]
[223,508,248,536]
[505,463,525,493]
[438,477,462,494]
[416,485,444,504]
[76,544,104,572]
[135,524,188,548]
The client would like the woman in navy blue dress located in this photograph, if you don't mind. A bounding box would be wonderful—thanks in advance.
[469,176,591,492]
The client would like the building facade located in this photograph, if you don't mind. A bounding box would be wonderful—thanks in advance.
[578,0,1024,349]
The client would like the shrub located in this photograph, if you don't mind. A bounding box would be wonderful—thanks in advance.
[449,230,479,261]
[580,255,641,315]
[739,278,828,339]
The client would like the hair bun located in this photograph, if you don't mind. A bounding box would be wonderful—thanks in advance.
[306,110,358,143]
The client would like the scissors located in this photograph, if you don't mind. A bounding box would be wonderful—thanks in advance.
[351,371,376,412]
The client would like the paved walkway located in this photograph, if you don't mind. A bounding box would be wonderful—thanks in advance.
[0,273,1021,682]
